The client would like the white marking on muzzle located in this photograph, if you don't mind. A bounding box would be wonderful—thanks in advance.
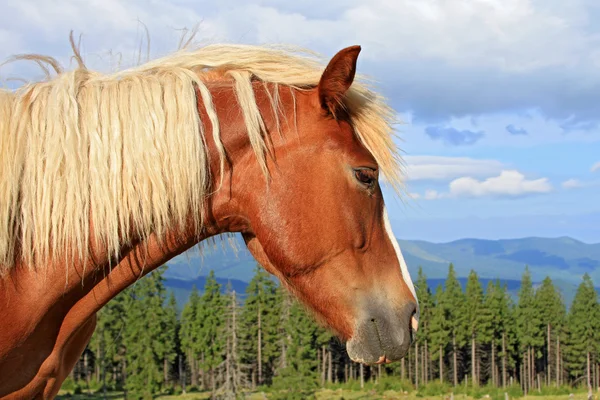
[382,207,418,305]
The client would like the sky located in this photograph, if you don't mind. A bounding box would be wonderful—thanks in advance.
[1,0,599,243]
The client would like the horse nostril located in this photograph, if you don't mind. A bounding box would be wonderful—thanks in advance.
[406,303,418,344]
[411,311,418,332]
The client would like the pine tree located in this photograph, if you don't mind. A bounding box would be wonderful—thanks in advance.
[159,291,179,387]
[314,314,334,387]
[503,283,520,388]
[123,269,169,399]
[479,281,498,387]
[180,285,201,388]
[464,270,484,386]
[276,284,292,372]
[89,290,128,392]
[197,270,227,397]
[566,274,600,390]
[480,280,516,388]
[284,298,321,376]
[222,282,245,397]
[516,266,543,393]
[429,284,447,383]
[268,294,323,398]
[415,267,433,385]
[240,265,282,386]
[442,263,465,386]
[535,276,566,387]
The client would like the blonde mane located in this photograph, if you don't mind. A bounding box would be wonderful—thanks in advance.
[0,38,402,274]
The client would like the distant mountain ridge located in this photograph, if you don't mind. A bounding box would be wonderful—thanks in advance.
[399,236,600,285]
[162,234,600,308]
[164,275,594,312]
[165,275,249,311]
[164,276,519,311]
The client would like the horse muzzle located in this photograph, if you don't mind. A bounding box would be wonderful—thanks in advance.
[346,300,418,365]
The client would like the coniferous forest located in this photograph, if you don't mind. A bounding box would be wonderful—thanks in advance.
[64,263,600,400]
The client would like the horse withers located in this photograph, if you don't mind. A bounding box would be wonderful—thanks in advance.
[0,38,418,398]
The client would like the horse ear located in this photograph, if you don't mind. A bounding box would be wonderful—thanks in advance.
[318,45,361,116]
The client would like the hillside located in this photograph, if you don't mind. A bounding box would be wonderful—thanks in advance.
[165,275,249,310]
[399,236,600,284]
[162,234,600,308]
[163,274,592,312]
[164,234,600,283]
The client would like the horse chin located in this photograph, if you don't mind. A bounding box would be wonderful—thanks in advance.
[345,301,416,365]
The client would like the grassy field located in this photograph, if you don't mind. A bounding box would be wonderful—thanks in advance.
[57,389,596,400]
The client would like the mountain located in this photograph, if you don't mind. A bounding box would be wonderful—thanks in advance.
[165,275,249,310]
[400,236,600,285]
[164,276,518,312]
[163,238,257,282]
[163,275,591,312]
[161,233,600,308]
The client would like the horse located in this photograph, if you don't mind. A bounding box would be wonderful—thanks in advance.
[0,35,419,399]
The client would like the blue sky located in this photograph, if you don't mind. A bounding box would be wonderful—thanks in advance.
[1,0,599,243]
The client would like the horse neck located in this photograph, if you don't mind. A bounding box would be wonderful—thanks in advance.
[195,79,296,234]
[41,79,289,282]
[2,78,290,323]
[109,79,285,265]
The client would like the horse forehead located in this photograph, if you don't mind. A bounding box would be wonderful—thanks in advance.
[316,120,377,163]
[246,82,377,164]
[292,98,368,151]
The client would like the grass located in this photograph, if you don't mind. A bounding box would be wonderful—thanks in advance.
[57,375,596,400]
[57,388,598,400]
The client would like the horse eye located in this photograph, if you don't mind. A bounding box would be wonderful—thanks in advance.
[354,169,376,187]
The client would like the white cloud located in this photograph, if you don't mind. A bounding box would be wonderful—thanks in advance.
[415,169,554,200]
[0,0,209,77]
[200,0,599,71]
[562,178,583,189]
[404,156,504,181]
[448,170,553,198]
[562,178,600,189]
[592,162,600,172]
[408,189,444,201]
[0,1,598,73]
[424,189,443,200]
[3,0,600,126]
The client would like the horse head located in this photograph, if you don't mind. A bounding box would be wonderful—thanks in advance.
[215,46,419,364]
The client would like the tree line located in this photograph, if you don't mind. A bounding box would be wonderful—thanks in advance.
[67,263,600,399]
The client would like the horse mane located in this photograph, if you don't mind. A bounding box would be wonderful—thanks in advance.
[0,36,402,274]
